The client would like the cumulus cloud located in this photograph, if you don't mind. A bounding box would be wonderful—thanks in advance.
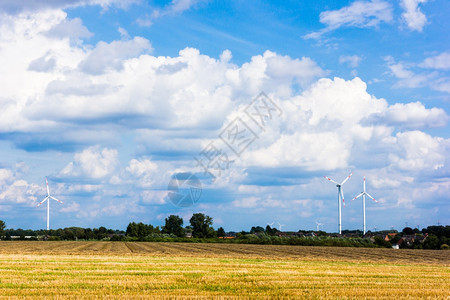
[0,166,41,205]
[78,37,152,75]
[389,131,446,171]
[367,101,448,129]
[126,158,159,187]
[61,146,119,179]
[305,0,393,39]
[28,53,56,72]
[1,7,449,229]
[400,0,428,32]
[46,17,93,40]
[240,77,387,170]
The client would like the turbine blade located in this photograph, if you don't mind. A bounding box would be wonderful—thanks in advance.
[340,187,345,207]
[46,177,50,196]
[324,176,339,185]
[50,196,63,204]
[340,172,353,185]
[352,192,364,201]
[366,193,377,203]
[37,197,49,207]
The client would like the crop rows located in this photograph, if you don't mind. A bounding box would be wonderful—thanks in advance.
[0,242,448,298]
[0,241,448,264]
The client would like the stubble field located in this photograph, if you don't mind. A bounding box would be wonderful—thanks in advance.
[0,241,448,299]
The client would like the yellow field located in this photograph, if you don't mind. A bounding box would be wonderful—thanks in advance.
[0,242,449,299]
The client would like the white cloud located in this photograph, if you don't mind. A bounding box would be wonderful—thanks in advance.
[232,196,284,209]
[28,53,56,72]
[339,55,362,68]
[389,131,446,171]
[400,0,428,32]
[0,10,326,142]
[385,58,438,90]
[46,17,93,40]
[0,166,41,205]
[369,101,448,128]
[419,52,450,70]
[0,169,14,186]
[0,0,137,15]
[0,6,449,230]
[126,159,158,177]
[136,0,202,27]
[305,0,393,39]
[62,146,119,179]
[126,158,159,187]
[78,37,152,75]
[141,190,167,204]
[60,201,80,213]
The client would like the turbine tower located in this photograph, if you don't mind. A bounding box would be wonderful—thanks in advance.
[352,176,377,235]
[324,172,352,234]
[37,178,63,230]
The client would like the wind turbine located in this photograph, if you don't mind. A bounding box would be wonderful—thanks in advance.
[315,221,324,231]
[324,172,352,234]
[277,222,285,231]
[352,176,377,235]
[37,178,63,230]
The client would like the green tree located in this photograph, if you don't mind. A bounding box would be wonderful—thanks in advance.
[0,220,5,238]
[126,222,138,237]
[374,236,391,248]
[162,215,184,237]
[402,227,414,235]
[423,234,440,250]
[250,226,264,234]
[217,227,226,238]
[190,213,215,238]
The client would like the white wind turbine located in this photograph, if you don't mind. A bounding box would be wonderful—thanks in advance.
[37,178,63,230]
[324,172,352,234]
[315,221,324,231]
[277,222,285,231]
[352,176,377,235]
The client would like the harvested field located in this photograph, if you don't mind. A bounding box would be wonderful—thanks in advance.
[0,241,448,298]
[0,241,448,264]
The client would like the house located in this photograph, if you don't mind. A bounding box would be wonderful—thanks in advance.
[385,233,398,241]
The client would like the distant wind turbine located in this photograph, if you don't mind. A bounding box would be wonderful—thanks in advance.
[277,222,285,231]
[37,178,63,230]
[324,172,353,234]
[352,176,377,235]
[315,221,324,231]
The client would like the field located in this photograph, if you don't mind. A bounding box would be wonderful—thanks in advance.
[0,242,449,298]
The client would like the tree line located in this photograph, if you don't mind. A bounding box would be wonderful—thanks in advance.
[0,217,449,250]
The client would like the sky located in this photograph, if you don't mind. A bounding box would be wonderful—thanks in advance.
[0,0,449,232]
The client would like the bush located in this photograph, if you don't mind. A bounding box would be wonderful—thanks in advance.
[440,244,449,250]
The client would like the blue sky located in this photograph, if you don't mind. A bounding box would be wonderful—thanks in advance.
[0,0,449,232]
